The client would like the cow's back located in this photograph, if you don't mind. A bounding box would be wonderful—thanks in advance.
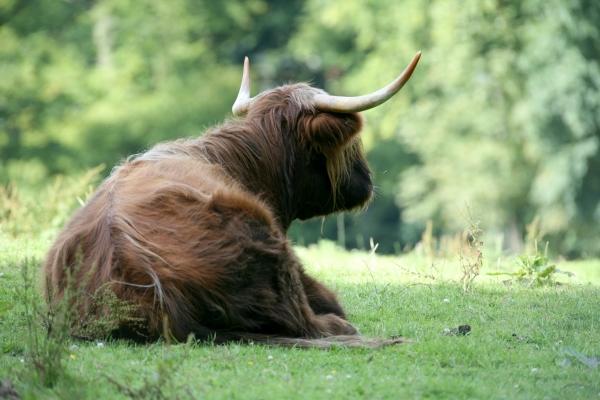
[44,156,283,339]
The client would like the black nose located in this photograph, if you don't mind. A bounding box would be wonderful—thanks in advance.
[340,161,372,209]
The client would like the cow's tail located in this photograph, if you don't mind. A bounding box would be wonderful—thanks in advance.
[209,332,408,349]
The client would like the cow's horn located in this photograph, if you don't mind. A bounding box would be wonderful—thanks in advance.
[232,56,253,116]
[313,52,421,113]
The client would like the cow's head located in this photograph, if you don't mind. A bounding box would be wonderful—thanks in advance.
[229,53,421,222]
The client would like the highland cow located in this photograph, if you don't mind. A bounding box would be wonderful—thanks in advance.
[44,53,421,347]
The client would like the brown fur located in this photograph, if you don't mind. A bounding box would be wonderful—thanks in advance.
[44,83,404,347]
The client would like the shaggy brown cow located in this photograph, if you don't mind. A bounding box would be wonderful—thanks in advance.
[44,53,421,347]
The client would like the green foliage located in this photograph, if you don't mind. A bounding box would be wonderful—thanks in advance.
[513,251,559,287]
[1,0,599,256]
[15,258,71,388]
[490,242,575,287]
[4,252,144,396]
[0,164,102,240]
[73,283,143,341]
[289,0,600,256]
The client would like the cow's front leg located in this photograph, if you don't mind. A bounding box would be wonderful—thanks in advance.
[300,271,347,319]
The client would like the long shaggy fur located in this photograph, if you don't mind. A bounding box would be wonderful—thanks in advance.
[44,83,404,347]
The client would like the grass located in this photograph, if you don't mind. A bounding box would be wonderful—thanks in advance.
[1,237,599,399]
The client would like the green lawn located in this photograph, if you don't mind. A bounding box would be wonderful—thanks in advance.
[1,238,599,399]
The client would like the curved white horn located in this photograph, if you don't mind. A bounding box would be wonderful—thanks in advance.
[313,52,421,113]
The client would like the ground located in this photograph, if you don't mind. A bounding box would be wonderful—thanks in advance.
[0,238,599,399]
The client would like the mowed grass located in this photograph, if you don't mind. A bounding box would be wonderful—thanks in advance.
[1,237,599,399]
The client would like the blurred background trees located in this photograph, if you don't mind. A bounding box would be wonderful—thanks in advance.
[1,0,598,257]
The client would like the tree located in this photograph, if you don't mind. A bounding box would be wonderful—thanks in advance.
[287,0,600,256]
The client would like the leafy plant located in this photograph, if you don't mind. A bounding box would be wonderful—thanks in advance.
[514,251,558,287]
[16,259,72,388]
[459,215,483,292]
[72,283,144,341]
[489,242,573,287]
[14,254,141,392]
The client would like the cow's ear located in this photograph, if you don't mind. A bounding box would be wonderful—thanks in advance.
[302,112,363,150]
